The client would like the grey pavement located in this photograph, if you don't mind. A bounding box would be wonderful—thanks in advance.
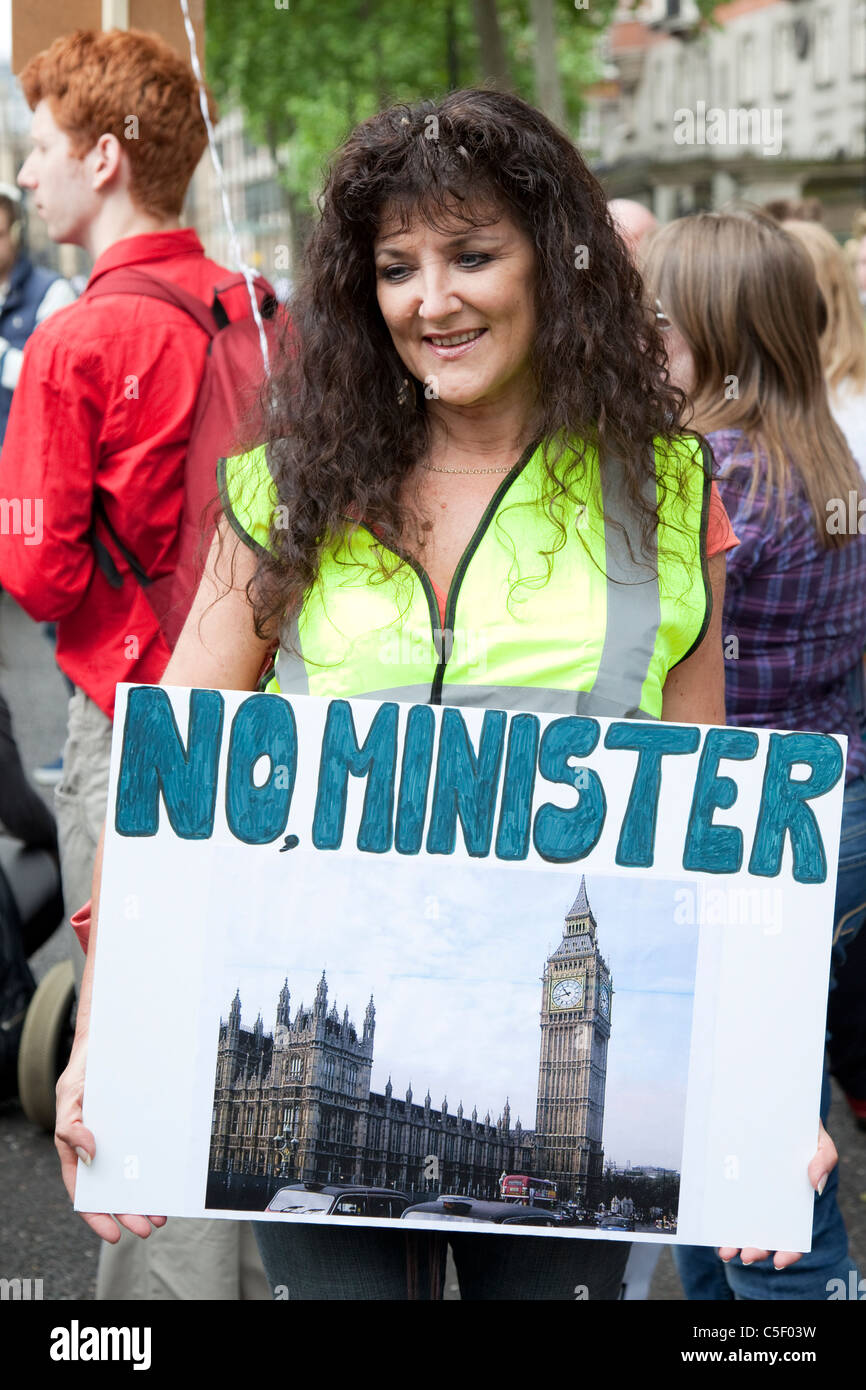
[0,590,863,1302]
[0,590,102,1298]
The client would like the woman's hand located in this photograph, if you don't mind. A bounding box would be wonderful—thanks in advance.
[55,1034,167,1243]
[55,1035,167,1243]
[718,1120,837,1269]
[57,843,168,1244]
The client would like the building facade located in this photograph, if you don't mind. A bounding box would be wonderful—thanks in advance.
[209,973,535,1199]
[582,0,866,236]
[209,877,610,1204]
[184,107,293,283]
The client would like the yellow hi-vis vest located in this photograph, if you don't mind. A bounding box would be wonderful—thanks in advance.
[218,435,711,719]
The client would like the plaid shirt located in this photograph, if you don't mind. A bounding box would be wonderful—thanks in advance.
[712,429,866,782]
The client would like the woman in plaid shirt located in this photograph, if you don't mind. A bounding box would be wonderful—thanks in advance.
[645,208,866,1302]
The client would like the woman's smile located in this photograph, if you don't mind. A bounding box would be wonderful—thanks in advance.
[423,327,488,359]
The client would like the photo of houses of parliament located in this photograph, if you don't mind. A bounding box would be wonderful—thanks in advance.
[208,876,613,1205]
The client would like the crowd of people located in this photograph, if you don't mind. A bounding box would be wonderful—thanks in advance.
[0,25,864,1302]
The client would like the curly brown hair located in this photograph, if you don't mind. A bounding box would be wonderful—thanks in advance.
[252,87,692,634]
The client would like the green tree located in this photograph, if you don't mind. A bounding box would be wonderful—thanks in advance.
[205,0,618,256]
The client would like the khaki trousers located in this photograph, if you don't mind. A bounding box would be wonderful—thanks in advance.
[55,687,269,1301]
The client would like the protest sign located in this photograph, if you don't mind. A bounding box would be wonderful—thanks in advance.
[75,683,844,1247]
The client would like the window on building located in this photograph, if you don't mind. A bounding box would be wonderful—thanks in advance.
[737,34,756,102]
[346,1064,357,1094]
[290,1054,302,1080]
[323,1056,336,1088]
[773,23,794,95]
[246,178,280,225]
[854,0,866,75]
[232,1109,239,1133]
[580,104,601,149]
[673,50,689,114]
[246,1109,254,1135]
[653,60,668,124]
[690,50,708,111]
[815,8,834,85]
[212,1105,218,1133]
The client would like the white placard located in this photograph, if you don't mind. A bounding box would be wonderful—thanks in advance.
[76,684,843,1248]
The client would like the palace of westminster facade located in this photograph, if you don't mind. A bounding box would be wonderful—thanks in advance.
[209,877,613,1202]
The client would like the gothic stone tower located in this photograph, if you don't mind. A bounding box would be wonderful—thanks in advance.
[534,876,612,1206]
[269,972,376,1183]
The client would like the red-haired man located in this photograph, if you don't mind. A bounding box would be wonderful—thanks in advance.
[0,28,269,1302]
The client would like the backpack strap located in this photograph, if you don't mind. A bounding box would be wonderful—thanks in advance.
[85,267,220,337]
[89,493,154,591]
[84,268,274,614]
[85,271,218,595]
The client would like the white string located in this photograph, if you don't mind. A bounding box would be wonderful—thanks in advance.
[178,0,270,375]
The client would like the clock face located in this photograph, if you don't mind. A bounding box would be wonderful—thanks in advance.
[599,984,611,1019]
[551,978,584,1009]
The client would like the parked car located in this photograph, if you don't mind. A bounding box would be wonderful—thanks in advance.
[401,1196,559,1226]
[596,1213,635,1232]
[563,1204,595,1227]
[265,1183,410,1219]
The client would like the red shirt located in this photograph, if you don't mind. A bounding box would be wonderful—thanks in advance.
[0,228,234,717]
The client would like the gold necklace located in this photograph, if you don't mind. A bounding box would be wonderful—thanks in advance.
[422,461,513,475]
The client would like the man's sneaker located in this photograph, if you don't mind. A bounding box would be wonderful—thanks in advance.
[33,755,63,787]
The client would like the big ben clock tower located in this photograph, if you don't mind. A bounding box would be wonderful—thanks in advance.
[535,876,612,1206]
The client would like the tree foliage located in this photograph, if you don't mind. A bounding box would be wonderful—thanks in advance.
[205,0,618,210]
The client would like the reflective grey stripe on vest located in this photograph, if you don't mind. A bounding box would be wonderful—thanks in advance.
[275,615,310,695]
[576,461,660,719]
[324,684,656,717]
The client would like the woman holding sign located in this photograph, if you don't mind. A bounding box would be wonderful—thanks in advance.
[57,91,837,1300]
[645,208,866,1301]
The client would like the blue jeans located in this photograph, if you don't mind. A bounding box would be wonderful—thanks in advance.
[827,773,866,1098]
[675,771,866,1300]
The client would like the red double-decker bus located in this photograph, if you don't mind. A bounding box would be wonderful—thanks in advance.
[499,1174,557,1208]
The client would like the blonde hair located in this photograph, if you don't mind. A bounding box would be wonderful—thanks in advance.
[783,219,866,400]
[643,209,862,549]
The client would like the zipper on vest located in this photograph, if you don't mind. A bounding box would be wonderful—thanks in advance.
[357,437,540,703]
[430,437,541,704]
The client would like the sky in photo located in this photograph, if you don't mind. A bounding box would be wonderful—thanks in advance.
[214,853,698,1170]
